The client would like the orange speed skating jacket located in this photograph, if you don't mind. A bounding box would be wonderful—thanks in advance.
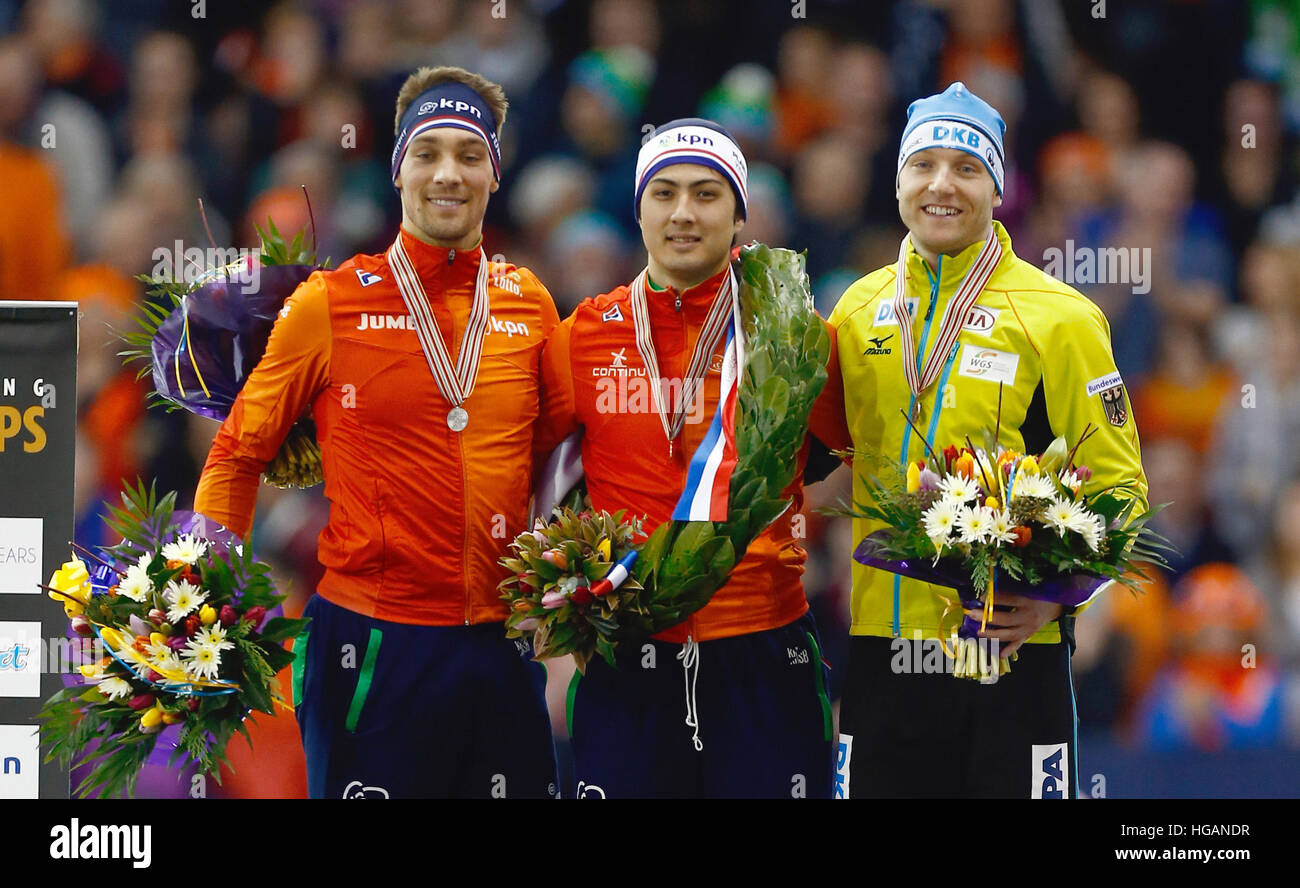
[538,265,851,643]
[195,228,559,626]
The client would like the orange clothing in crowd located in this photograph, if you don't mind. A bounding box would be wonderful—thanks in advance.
[538,265,851,644]
[0,143,68,302]
[1132,366,1235,455]
[195,228,560,625]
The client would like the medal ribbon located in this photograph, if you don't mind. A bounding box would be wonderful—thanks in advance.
[892,228,1002,398]
[386,233,492,410]
[628,266,737,449]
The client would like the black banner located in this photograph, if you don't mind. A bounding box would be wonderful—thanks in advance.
[0,301,77,799]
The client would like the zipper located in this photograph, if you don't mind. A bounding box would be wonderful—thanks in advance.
[894,254,944,636]
[678,294,694,639]
[448,248,455,265]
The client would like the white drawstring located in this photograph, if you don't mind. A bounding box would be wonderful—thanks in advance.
[677,636,702,751]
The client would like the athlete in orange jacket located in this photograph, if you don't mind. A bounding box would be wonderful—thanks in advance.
[194,67,559,798]
[538,118,850,798]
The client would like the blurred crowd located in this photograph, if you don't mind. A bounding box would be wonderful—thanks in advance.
[4,0,1300,765]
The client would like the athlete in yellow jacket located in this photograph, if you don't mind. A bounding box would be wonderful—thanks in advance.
[829,82,1147,798]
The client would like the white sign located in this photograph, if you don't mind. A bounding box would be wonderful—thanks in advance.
[0,723,39,798]
[0,517,42,595]
[1031,742,1069,799]
[0,622,40,697]
[957,344,1020,386]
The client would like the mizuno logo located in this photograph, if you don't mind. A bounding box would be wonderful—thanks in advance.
[864,334,894,356]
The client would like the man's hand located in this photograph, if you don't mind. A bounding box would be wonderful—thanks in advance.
[965,592,1065,659]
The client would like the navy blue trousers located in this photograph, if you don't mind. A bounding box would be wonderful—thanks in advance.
[293,594,557,799]
[568,612,835,798]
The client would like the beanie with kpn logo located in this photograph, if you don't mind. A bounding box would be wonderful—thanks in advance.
[634,117,749,221]
[897,81,1006,195]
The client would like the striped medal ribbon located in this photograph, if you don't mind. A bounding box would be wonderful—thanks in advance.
[892,228,1002,419]
[386,234,492,432]
[628,266,738,459]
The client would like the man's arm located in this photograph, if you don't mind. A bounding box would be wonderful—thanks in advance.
[533,311,582,471]
[804,319,853,483]
[193,273,331,538]
[1041,302,1149,513]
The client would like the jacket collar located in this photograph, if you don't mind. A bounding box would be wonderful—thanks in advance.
[643,264,732,321]
[903,220,1015,293]
[397,226,484,285]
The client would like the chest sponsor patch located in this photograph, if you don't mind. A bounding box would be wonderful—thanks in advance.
[872,298,918,327]
[956,344,1019,385]
[602,304,624,323]
[962,304,1000,334]
[355,269,383,287]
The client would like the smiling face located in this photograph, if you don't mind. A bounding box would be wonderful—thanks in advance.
[896,147,1001,265]
[639,163,744,291]
[395,128,498,249]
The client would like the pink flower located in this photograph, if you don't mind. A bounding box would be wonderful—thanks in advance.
[1075,465,1093,482]
[516,617,540,632]
[540,589,568,609]
[918,468,941,491]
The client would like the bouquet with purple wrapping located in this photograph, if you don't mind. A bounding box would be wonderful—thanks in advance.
[841,426,1171,681]
[122,221,326,487]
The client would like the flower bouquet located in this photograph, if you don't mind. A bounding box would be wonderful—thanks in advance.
[38,483,308,798]
[120,219,326,487]
[845,424,1171,681]
[499,243,830,671]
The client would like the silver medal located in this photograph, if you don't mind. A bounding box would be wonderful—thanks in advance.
[447,406,469,432]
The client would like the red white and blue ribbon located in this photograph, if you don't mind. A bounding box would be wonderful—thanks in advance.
[589,551,639,597]
[671,276,745,521]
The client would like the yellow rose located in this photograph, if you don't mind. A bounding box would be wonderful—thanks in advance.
[199,604,217,626]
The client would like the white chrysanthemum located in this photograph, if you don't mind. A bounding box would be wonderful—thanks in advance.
[195,624,234,652]
[988,509,1017,546]
[143,636,172,660]
[161,533,208,565]
[938,474,981,504]
[164,579,207,623]
[1043,497,1089,538]
[117,562,153,603]
[956,505,994,545]
[1011,472,1057,500]
[153,651,187,683]
[136,553,154,571]
[922,500,959,550]
[1080,514,1106,552]
[96,676,133,701]
[1059,469,1082,489]
[182,641,222,681]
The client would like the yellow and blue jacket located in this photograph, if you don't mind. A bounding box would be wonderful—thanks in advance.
[828,221,1147,643]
